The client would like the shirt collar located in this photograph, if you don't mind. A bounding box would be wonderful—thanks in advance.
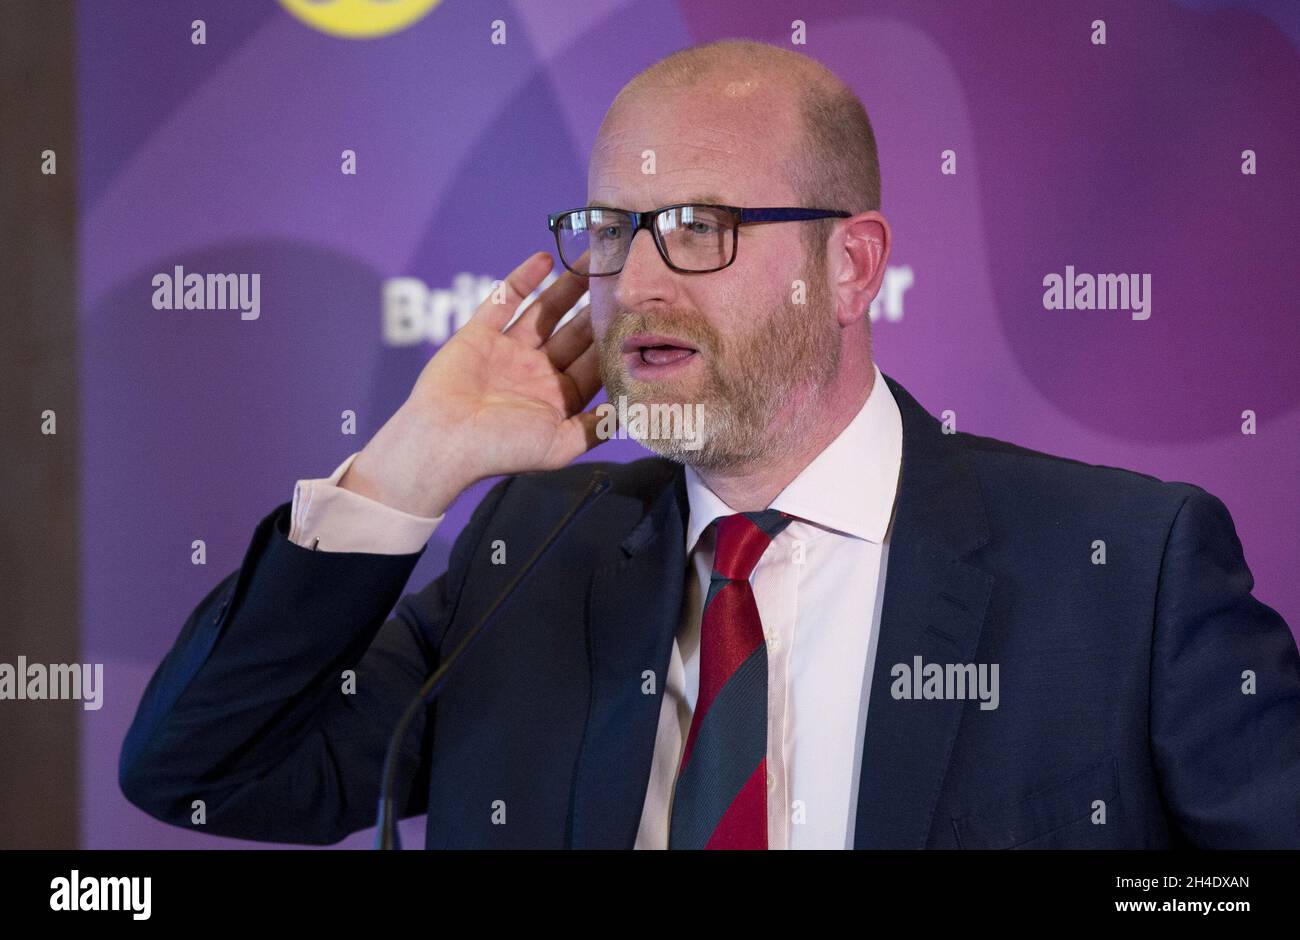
[684,360,903,554]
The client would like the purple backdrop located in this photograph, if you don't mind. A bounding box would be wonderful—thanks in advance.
[76,0,1300,848]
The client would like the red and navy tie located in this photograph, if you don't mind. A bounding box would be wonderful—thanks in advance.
[669,508,793,849]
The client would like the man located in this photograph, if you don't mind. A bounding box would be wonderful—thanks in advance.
[120,39,1300,849]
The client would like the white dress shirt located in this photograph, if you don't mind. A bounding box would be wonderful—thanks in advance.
[289,361,903,848]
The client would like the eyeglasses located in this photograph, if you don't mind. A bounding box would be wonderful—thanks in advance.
[546,203,850,276]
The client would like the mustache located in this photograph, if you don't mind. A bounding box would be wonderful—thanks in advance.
[602,309,719,354]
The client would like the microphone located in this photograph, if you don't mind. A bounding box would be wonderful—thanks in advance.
[374,469,612,849]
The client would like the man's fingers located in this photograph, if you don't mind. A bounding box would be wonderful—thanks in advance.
[544,304,593,371]
[474,252,554,332]
[564,408,609,456]
[561,342,603,414]
[507,263,589,347]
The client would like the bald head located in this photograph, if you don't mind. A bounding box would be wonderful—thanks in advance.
[601,39,881,258]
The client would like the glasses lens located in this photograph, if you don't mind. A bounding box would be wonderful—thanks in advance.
[555,205,738,274]
[657,205,735,272]
[556,208,632,276]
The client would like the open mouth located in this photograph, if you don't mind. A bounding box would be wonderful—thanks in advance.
[638,344,697,366]
[620,333,701,378]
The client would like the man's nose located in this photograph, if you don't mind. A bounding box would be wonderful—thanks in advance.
[613,228,677,308]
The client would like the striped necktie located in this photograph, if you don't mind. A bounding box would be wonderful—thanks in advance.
[669,508,793,849]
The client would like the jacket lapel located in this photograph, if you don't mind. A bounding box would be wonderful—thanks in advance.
[852,374,994,848]
[568,464,688,849]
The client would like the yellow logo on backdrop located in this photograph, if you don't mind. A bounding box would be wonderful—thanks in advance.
[278,0,442,39]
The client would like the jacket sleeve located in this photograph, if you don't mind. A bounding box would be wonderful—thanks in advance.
[1149,485,1300,847]
[118,476,514,844]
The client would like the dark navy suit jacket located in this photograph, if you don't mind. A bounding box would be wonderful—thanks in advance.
[120,374,1300,848]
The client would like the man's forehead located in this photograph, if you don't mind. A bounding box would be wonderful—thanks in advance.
[591,120,749,165]
[587,99,798,207]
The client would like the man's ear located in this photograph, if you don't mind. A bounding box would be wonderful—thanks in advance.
[834,212,891,328]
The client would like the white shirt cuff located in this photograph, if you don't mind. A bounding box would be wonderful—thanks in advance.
[288,452,444,554]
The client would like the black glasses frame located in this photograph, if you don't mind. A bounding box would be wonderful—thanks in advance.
[546,203,851,276]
